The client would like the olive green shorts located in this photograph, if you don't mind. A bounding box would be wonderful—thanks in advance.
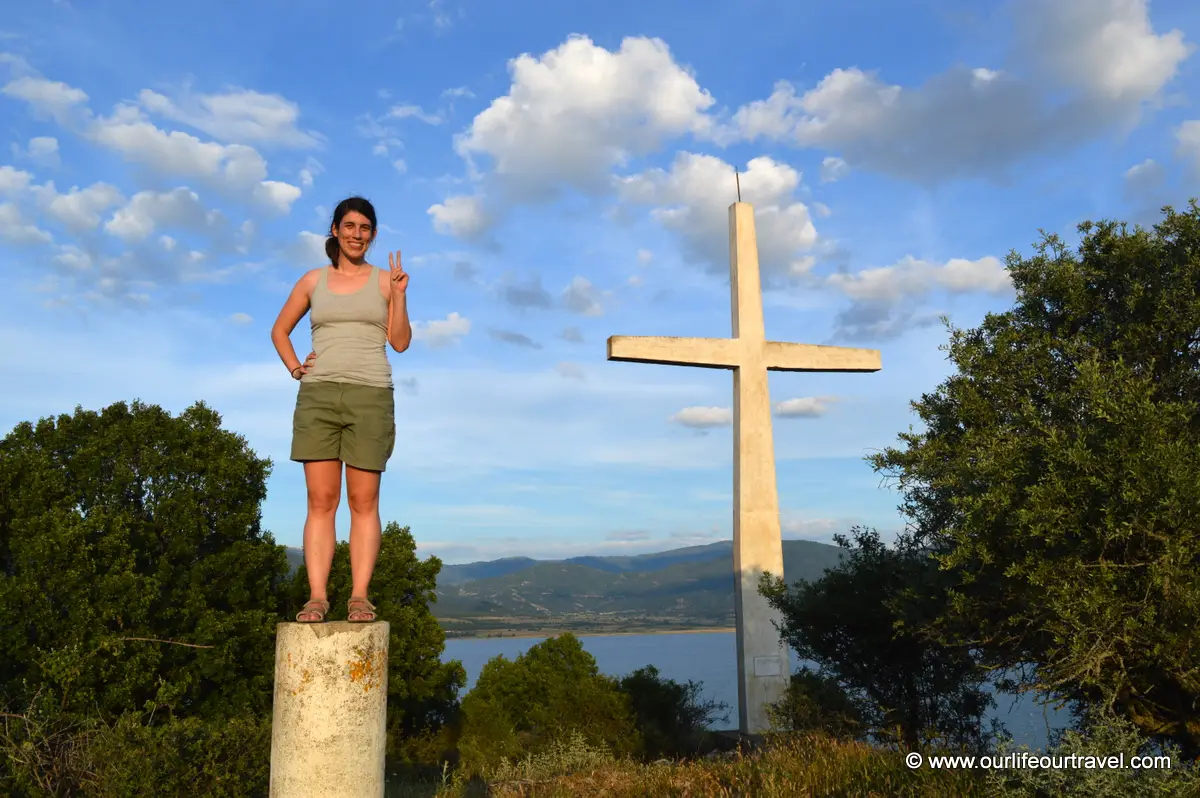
[290,380,396,472]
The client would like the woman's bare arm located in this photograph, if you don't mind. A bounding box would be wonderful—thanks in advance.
[380,266,412,353]
[271,269,320,373]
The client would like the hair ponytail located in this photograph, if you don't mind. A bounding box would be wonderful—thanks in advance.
[324,235,339,267]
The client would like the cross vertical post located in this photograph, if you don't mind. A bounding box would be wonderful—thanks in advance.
[606,201,881,733]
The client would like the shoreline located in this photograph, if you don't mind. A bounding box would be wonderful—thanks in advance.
[442,626,736,640]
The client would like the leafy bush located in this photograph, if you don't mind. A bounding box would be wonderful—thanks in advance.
[0,401,290,724]
[0,703,269,798]
[986,709,1200,797]
[456,635,640,772]
[869,203,1200,754]
[484,729,614,783]
[762,527,997,752]
[617,664,728,759]
[767,668,863,740]
[86,712,270,798]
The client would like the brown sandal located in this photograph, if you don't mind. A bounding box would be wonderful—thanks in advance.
[347,596,376,622]
[296,599,330,623]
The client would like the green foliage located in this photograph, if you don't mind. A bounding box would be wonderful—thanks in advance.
[288,523,466,750]
[761,526,997,752]
[986,708,1200,797]
[617,665,729,759]
[868,202,1200,753]
[767,669,864,740]
[457,634,640,772]
[0,401,290,723]
[0,694,269,798]
[482,729,614,783]
[85,711,270,798]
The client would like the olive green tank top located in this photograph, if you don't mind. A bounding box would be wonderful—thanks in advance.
[303,266,392,389]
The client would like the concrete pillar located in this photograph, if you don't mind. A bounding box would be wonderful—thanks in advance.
[270,621,390,798]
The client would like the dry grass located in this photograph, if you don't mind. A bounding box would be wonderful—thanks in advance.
[388,732,985,797]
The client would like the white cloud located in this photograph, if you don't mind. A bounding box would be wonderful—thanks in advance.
[670,406,732,428]
[2,71,304,216]
[413,311,471,347]
[428,194,491,241]
[392,159,408,174]
[825,255,1011,342]
[429,0,454,29]
[11,136,60,167]
[779,513,843,541]
[1124,158,1166,200]
[230,312,253,324]
[387,104,442,125]
[636,248,653,264]
[827,255,1011,303]
[136,88,322,148]
[730,0,1192,181]
[295,231,328,264]
[819,156,848,183]
[83,105,302,213]
[1,76,87,124]
[449,34,715,214]
[251,180,302,215]
[0,202,52,244]
[0,165,32,194]
[1016,0,1190,103]
[103,187,218,242]
[33,181,123,232]
[617,152,817,281]
[442,86,474,100]
[775,396,837,418]
[298,156,323,187]
[561,276,607,316]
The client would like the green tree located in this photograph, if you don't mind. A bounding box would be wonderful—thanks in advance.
[0,400,289,722]
[617,665,729,759]
[288,523,466,751]
[869,202,1200,753]
[767,669,864,741]
[457,634,640,771]
[762,527,995,751]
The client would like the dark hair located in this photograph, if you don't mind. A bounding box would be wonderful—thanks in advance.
[325,196,378,267]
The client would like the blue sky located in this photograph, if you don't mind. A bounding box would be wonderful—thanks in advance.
[2,0,1198,563]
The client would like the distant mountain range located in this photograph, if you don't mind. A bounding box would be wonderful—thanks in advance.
[284,539,846,636]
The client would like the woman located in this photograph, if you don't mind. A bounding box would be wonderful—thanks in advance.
[270,196,412,623]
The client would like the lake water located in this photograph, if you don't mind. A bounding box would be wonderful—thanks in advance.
[443,631,1069,751]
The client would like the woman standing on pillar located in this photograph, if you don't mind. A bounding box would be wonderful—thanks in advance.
[270,196,412,623]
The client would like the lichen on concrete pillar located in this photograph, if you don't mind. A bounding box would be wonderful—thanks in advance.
[270,621,390,798]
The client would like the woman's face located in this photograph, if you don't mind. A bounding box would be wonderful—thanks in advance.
[333,211,375,258]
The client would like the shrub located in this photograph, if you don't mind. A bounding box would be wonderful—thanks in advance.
[986,708,1200,797]
[617,665,729,759]
[0,703,269,798]
[456,635,640,773]
[768,668,863,740]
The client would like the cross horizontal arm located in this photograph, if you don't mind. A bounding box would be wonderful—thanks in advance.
[607,335,740,370]
[763,341,881,372]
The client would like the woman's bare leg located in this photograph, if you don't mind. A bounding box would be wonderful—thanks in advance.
[345,465,382,599]
[303,459,343,601]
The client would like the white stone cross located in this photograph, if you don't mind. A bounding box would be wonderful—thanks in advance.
[606,202,881,733]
